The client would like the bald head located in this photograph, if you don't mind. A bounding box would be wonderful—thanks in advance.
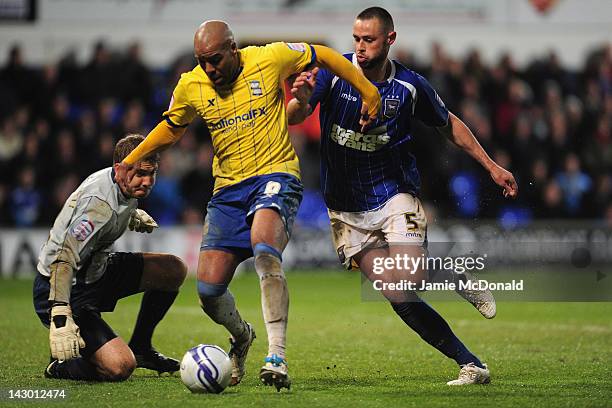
[194,20,234,55]
[193,20,240,87]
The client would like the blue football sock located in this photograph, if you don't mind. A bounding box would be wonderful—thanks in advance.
[391,300,484,368]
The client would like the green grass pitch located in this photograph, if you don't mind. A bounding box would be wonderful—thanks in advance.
[1,271,610,407]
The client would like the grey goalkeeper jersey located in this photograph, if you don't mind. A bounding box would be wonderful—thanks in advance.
[37,168,138,284]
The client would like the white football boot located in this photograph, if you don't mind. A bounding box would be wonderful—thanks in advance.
[455,271,497,319]
[228,322,256,386]
[447,363,491,385]
[260,354,291,391]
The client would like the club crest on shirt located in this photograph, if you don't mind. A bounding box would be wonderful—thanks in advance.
[383,98,400,119]
[286,43,305,52]
[250,80,263,96]
[71,218,95,241]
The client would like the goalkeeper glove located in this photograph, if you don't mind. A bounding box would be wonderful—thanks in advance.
[129,209,158,233]
[49,304,86,361]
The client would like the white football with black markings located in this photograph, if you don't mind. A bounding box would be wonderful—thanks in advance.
[180,344,232,393]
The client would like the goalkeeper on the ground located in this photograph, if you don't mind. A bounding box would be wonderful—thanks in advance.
[33,134,187,381]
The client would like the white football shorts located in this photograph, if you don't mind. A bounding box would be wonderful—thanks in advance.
[328,193,427,269]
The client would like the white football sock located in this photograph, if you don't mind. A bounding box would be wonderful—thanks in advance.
[254,252,288,359]
[200,290,249,343]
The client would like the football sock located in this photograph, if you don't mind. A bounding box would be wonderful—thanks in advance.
[254,244,288,360]
[49,358,100,381]
[128,290,178,351]
[199,289,250,343]
[391,300,484,368]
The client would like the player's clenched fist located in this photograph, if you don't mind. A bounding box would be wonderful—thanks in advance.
[363,86,382,119]
[49,304,86,361]
[129,209,159,233]
[359,84,381,131]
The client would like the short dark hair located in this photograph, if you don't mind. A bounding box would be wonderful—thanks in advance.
[356,7,394,33]
[113,134,160,165]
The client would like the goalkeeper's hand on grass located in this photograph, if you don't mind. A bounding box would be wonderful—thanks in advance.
[129,209,158,233]
[50,304,85,361]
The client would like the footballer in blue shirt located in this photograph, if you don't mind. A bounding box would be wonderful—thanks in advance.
[287,7,518,386]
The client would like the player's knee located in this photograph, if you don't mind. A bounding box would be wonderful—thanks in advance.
[98,356,136,381]
[110,363,135,382]
[169,254,188,287]
[253,243,283,277]
[197,280,228,300]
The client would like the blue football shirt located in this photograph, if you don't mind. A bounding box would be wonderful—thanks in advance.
[309,53,449,212]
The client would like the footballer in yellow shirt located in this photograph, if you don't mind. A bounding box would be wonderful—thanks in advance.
[118,20,380,391]
[164,41,311,193]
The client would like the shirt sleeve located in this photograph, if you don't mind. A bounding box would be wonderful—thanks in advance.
[413,73,449,127]
[53,196,113,274]
[162,74,197,128]
[48,196,113,303]
[266,42,316,80]
[308,67,334,109]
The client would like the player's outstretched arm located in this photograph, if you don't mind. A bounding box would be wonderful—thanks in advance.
[115,121,186,188]
[311,45,381,130]
[287,68,318,125]
[438,112,518,198]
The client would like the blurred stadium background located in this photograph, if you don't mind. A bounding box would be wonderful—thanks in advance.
[0,0,610,276]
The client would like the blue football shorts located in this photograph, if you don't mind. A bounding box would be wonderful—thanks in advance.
[200,172,303,260]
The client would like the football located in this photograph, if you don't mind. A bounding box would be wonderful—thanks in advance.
[180,344,233,393]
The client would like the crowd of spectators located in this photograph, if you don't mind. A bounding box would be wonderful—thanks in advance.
[0,40,610,229]
[395,43,611,227]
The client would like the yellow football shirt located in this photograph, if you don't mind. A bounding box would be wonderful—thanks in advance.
[163,42,315,193]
